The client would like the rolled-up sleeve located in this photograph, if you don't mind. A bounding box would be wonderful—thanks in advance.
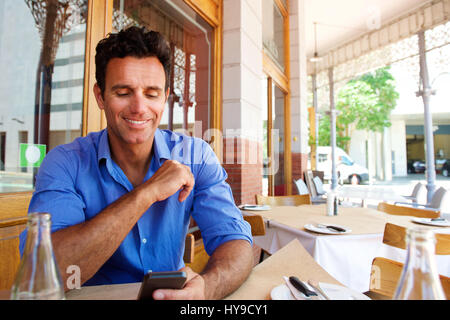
[19,147,86,255]
[190,140,252,256]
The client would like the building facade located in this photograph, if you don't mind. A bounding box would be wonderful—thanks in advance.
[0,0,310,204]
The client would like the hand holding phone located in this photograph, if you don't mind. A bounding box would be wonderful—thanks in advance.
[137,271,187,300]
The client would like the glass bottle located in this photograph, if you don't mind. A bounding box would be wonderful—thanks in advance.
[10,212,65,300]
[393,227,446,300]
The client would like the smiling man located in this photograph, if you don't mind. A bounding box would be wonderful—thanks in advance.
[20,26,253,300]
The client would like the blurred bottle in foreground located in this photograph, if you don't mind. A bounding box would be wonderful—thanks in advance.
[10,212,65,300]
[394,227,446,300]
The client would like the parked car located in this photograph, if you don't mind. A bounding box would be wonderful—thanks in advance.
[316,146,369,184]
[407,159,426,174]
[442,159,449,177]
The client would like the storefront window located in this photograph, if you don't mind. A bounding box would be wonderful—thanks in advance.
[0,0,87,193]
[113,0,213,138]
[262,0,285,72]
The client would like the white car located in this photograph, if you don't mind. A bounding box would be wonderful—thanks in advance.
[316,146,369,184]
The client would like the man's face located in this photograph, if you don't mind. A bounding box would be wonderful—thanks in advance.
[94,56,168,147]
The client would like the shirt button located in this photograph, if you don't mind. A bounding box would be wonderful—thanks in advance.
[142,238,147,244]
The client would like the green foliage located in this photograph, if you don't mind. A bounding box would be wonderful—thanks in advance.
[318,67,399,147]
[318,114,351,150]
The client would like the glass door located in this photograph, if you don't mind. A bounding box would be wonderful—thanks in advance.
[263,76,287,196]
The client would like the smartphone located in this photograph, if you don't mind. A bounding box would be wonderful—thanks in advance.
[137,271,187,300]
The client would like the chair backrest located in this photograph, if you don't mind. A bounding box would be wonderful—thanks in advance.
[382,223,450,255]
[185,214,266,273]
[377,202,440,218]
[0,192,33,290]
[370,257,450,299]
[370,222,450,298]
[414,183,427,205]
[293,178,309,195]
[312,176,325,195]
[243,214,266,236]
[410,183,422,198]
[429,187,449,210]
[255,194,312,206]
[304,170,318,197]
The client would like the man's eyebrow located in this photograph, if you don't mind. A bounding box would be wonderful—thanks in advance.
[110,84,163,92]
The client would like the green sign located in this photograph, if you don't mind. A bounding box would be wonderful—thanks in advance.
[19,143,46,167]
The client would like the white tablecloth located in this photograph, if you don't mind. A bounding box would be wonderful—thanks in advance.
[253,212,450,293]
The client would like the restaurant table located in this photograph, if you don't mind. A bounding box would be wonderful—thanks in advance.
[242,204,450,293]
[0,239,357,300]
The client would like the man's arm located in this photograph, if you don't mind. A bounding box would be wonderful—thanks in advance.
[152,239,253,300]
[52,160,194,291]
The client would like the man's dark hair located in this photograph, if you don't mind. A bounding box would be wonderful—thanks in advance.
[95,26,171,95]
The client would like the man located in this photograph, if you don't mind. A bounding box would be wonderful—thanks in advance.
[20,26,253,300]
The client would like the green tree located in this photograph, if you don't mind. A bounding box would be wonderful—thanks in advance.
[318,67,399,150]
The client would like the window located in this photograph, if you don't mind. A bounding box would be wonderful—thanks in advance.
[0,0,87,193]
[262,0,286,72]
[318,153,328,163]
[340,155,354,166]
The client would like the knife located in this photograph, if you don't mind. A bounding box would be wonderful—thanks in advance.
[289,276,319,298]
[317,224,346,232]
[283,276,305,300]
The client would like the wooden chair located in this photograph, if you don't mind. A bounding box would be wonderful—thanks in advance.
[369,223,450,299]
[377,202,440,219]
[185,214,266,273]
[255,194,312,206]
[0,192,33,290]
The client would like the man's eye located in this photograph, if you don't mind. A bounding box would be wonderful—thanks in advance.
[116,91,129,96]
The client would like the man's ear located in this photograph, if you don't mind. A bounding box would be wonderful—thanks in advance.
[93,83,105,110]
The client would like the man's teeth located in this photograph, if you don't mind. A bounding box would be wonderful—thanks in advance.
[126,119,147,124]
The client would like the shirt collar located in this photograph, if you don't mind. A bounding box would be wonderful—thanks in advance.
[97,128,172,165]
[152,129,171,165]
[97,129,112,164]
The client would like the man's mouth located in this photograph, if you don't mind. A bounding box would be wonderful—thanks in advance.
[124,118,149,125]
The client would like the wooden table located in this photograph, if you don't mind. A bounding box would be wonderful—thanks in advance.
[0,240,353,300]
[242,204,450,292]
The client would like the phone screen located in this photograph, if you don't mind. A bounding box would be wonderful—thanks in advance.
[137,271,187,300]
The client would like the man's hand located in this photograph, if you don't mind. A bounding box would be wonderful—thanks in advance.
[152,267,205,300]
[144,160,195,203]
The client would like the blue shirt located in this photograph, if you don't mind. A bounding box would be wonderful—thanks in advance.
[20,129,252,285]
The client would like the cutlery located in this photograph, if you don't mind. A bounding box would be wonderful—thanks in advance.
[307,279,330,300]
[283,276,305,300]
[431,218,446,222]
[316,223,346,232]
[288,276,320,300]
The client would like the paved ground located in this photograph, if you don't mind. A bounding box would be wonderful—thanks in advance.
[322,173,450,214]
[371,173,450,196]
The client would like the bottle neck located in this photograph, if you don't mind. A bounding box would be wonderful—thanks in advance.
[24,213,52,255]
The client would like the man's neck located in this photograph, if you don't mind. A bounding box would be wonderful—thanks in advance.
[108,133,154,187]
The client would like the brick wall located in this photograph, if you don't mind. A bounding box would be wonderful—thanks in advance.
[222,137,263,205]
[292,152,309,188]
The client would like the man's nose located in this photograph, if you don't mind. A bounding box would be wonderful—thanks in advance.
[129,93,147,113]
